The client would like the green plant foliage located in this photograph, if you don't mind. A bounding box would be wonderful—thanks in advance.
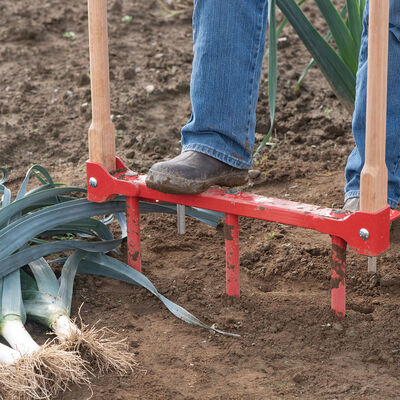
[0,165,231,336]
[257,0,366,153]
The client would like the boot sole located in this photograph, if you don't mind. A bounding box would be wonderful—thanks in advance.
[145,169,248,195]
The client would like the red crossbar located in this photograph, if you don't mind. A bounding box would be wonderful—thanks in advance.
[86,158,400,318]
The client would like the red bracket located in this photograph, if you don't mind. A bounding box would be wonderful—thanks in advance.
[86,158,400,318]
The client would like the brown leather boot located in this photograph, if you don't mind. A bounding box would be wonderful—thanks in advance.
[145,151,248,194]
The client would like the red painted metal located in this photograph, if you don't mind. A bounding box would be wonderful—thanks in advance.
[331,236,347,319]
[126,196,142,272]
[86,157,400,316]
[225,214,240,297]
[87,158,399,257]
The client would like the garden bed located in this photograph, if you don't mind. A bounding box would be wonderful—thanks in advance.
[1,0,400,398]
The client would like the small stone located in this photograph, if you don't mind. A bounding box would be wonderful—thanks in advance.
[277,36,290,49]
[78,73,90,86]
[292,373,305,384]
[145,84,155,94]
[4,122,13,133]
[359,386,371,395]
[129,340,139,348]
[270,325,278,333]
[369,274,379,288]
[111,0,122,13]
[126,150,135,159]
[116,120,127,130]
[248,169,261,179]
[123,67,136,80]
[380,274,400,287]
[372,299,380,305]
[332,323,343,332]
[345,327,357,337]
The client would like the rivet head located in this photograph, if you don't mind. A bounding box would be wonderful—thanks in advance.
[359,228,369,240]
[89,177,97,188]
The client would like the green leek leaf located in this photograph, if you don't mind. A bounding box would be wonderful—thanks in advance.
[0,199,125,261]
[22,290,60,326]
[20,270,38,291]
[16,165,56,201]
[0,187,86,228]
[314,0,358,75]
[276,0,356,112]
[346,0,363,53]
[57,251,85,310]
[1,271,26,323]
[28,258,59,297]
[256,0,277,154]
[0,239,121,278]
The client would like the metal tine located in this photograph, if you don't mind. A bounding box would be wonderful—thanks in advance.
[177,204,186,235]
[368,256,377,274]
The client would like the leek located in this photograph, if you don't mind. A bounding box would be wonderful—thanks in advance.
[23,251,137,375]
[0,267,88,399]
[0,164,229,395]
[0,168,89,399]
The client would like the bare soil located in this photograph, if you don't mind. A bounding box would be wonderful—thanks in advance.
[1,1,400,399]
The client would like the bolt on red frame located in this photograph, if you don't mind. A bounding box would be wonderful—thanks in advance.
[86,0,398,319]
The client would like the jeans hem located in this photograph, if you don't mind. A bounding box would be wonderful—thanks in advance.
[182,144,252,169]
[344,190,398,209]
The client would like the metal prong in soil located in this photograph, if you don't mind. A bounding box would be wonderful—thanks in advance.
[177,204,186,235]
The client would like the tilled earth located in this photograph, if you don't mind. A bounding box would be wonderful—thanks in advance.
[1,1,400,399]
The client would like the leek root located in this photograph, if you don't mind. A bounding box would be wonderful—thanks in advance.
[53,314,137,376]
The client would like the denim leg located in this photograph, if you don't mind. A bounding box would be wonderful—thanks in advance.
[181,0,269,169]
[345,0,400,209]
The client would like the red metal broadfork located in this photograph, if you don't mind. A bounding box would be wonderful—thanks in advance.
[86,0,392,319]
[330,0,390,318]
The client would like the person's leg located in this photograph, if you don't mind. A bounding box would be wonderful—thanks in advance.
[146,0,269,194]
[345,0,400,209]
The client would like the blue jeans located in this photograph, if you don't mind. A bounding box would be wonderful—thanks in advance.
[345,0,400,208]
[181,0,269,169]
[182,0,400,206]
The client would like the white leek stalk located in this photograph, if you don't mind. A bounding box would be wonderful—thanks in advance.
[0,342,21,364]
[51,314,81,339]
[0,272,89,399]
[1,316,40,355]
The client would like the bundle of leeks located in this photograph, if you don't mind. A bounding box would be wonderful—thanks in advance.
[0,165,228,398]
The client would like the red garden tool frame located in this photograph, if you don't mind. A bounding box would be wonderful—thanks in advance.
[86,157,400,319]
[86,0,398,320]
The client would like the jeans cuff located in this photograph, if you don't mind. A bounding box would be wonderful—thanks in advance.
[345,190,398,209]
[181,143,252,169]
[344,191,360,204]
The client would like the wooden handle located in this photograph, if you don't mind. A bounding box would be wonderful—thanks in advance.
[360,0,389,212]
[87,0,116,172]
